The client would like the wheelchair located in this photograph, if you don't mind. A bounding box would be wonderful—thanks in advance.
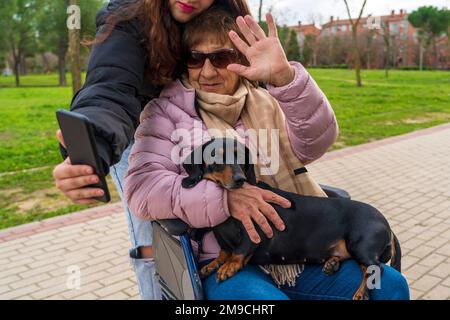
[152,185,351,300]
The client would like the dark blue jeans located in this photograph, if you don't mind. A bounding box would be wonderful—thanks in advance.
[201,260,410,300]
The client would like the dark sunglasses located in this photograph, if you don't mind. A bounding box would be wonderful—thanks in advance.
[187,48,238,69]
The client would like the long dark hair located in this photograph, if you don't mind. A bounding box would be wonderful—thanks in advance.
[86,0,251,86]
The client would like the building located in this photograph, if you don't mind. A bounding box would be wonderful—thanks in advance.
[289,9,449,69]
[289,22,321,66]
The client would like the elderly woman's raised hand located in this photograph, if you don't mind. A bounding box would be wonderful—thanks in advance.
[227,13,295,87]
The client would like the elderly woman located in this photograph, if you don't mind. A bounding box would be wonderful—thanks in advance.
[124,6,409,300]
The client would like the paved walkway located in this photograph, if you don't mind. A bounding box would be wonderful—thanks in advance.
[1,123,449,300]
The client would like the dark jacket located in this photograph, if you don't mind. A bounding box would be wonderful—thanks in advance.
[66,0,160,174]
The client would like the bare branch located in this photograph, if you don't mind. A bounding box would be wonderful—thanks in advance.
[343,0,354,26]
[355,0,368,25]
[344,0,368,27]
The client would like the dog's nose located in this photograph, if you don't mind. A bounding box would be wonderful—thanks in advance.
[234,177,246,188]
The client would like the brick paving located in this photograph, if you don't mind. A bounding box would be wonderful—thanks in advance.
[0,123,449,300]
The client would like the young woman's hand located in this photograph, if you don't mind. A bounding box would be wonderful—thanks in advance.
[227,182,290,244]
[53,130,104,205]
[228,13,295,87]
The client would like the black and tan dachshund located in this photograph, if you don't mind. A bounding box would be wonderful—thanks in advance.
[181,138,401,300]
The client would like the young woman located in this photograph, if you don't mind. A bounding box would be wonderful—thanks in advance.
[124,7,410,300]
[52,0,289,300]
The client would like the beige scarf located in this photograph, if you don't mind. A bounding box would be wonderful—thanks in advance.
[183,78,328,286]
[188,78,327,197]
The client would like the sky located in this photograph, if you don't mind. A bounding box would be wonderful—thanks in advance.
[246,0,449,26]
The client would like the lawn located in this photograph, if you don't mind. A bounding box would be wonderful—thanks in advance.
[308,68,450,147]
[0,69,449,229]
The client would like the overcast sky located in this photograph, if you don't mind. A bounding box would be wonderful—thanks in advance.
[247,0,449,26]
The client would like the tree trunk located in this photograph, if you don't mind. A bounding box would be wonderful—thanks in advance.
[68,0,82,95]
[58,37,68,86]
[328,37,333,65]
[20,54,27,75]
[10,35,21,87]
[343,0,366,86]
[14,61,20,87]
[42,54,50,73]
[433,38,439,69]
[258,0,263,23]
[384,46,389,79]
[352,28,362,87]
[419,45,424,71]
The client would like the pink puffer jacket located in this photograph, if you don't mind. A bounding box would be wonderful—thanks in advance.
[124,62,338,262]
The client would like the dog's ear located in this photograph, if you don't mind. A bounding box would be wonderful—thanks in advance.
[182,165,204,189]
[181,146,205,189]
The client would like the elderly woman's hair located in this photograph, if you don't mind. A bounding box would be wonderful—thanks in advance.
[182,6,249,68]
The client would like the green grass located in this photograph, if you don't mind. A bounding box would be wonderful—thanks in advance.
[0,87,72,172]
[308,69,450,147]
[0,72,86,88]
[0,70,449,230]
[0,167,119,229]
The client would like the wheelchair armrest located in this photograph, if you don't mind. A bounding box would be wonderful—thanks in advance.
[320,184,351,199]
[157,219,190,236]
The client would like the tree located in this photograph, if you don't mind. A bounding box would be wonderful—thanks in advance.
[302,34,318,66]
[0,3,14,70]
[37,0,102,87]
[68,0,82,94]
[279,25,290,50]
[381,20,391,79]
[286,30,301,62]
[343,0,368,87]
[0,0,40,86]
[38,1,69,85]
[408,6,450,70]
[258,0,263,23]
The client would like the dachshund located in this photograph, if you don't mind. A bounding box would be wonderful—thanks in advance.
[181,138,401,300]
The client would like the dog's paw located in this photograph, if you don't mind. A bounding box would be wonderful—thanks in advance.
[200,265,216,279]
[216,261,242,282]
[323,257,340,275]
[200,260,221,279]
[353,289,370,300]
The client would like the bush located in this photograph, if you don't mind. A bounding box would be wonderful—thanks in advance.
[309,64,349,69]
[396,65,438,71]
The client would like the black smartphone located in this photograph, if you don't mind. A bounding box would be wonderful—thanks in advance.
[56,110,111,203]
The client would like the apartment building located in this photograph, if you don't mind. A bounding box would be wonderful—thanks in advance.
[289,9,449,69]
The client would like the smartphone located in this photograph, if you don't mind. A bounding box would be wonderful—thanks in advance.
[56,110,111,203]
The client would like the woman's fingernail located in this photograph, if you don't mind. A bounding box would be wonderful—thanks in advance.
[86,168,93,174]
[97,191,104,196]
[91,178,98,183]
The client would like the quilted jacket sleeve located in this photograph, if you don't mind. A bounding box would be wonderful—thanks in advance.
[124,101,230,228]
[267,62,339,165]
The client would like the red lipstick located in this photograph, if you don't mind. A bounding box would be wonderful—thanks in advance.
[177,1,195,14]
